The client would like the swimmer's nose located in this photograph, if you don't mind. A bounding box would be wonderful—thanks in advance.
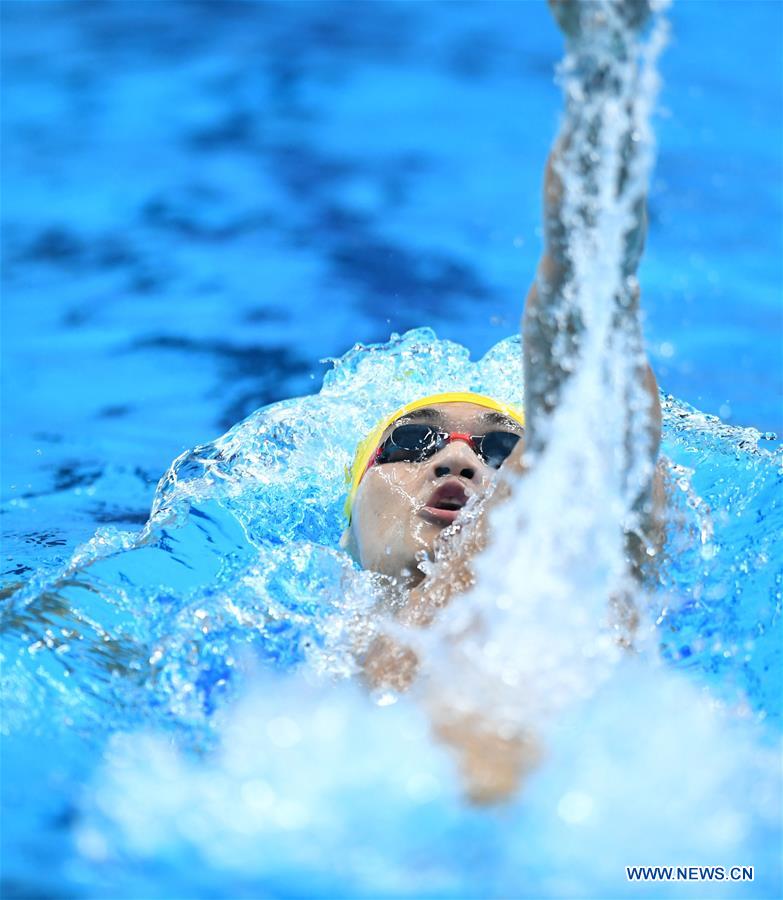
[430,440,481,481]
[434,463,476,479]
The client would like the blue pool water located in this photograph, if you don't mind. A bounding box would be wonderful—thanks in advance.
[3,327,781,897]
[2,1,782,897]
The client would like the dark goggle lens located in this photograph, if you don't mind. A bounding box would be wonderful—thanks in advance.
[378,425,521,467]
[379,425,440,463]
[477,431,521,468]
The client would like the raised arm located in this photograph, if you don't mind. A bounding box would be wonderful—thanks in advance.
[523,0,662,504]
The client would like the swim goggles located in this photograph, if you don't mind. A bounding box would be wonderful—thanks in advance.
[371,424,521,469]
[344,391,524,520]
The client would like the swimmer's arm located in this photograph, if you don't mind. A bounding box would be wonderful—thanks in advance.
[523,0,662,486]
[362,629,541,806]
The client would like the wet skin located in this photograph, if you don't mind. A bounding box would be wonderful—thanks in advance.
[341,401,524,586]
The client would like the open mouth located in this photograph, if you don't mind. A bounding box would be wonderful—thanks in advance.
[421,480,470,525]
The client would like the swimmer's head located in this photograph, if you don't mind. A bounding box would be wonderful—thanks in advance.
[340,392,525,584]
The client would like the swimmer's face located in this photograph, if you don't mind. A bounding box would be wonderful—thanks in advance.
[341,402,524,584]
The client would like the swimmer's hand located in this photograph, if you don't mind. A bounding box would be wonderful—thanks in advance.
[434,712,541,806]
[362,638,542,805]
[361,633,419,694]
[549,0,651,42]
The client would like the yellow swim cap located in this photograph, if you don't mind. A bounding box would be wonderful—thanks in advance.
[343,391,524,521]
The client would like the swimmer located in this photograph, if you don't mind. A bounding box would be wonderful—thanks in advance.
[341,0,666,802]
[341,391,527,590]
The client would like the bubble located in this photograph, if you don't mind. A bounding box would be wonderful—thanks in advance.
[557,791,595,824]
[267,716,302,748]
